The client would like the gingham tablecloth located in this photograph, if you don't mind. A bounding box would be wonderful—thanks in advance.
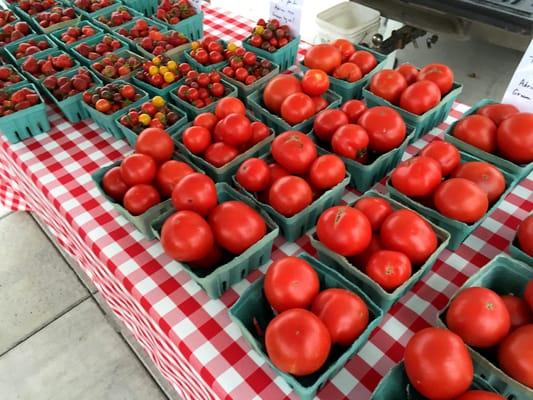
[1,4,532,400]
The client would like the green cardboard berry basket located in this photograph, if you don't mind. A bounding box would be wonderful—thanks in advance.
[41,68,103,123]
[39,15,82,35]
[72,0,121,19]
[363,81,463,140]
[0,82,50,144]
[444,98,533,180]
[131,74,182,101]
[4,33,59,64]
[172,112,275,182]
[150,182,280,298]
[308,191,450,311]
[121,0,158,16]
[509,235,533,267]
[436,254,533,399]
[169,78,238,119]
[135,40,191,63]
[386,149,518,250]
[115,102,188,147]
[300,44,388,102]
[229,252,383,400]
[90,49,146,84]
[91,160,174,240]
[233,151,351,241]
[81,80,149,139]
[12,6,79,33]
[49,20,104,50]
[154,11,204,41]
[69,33,130,66]
[183,40,229,72]
[242,35,300,72]
[0,64,28,91]
[16,48,81,85]
[309,128,414,193]
[0,23,35,58]
[111,17,168,51]
[247,84,342,134]
[89,4,144,32]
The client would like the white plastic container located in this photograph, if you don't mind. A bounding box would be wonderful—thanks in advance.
[316,2,380,44]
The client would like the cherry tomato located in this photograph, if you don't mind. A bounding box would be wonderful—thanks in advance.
[120,153,157,186]
[156,160,194,198]
[353,197,393,231]
[404,327,473,399]
[391,156,443,198]
[498,324,533,388]
[476,103,519,126]
[264,256,320,312]
[341,100,367,123]
[313,109,349,142]
[417,63,454,95]
[453,115,497,153]
[399,80,441,115]
[501,295,533,330]
[268,163,290,185]
[262,74,302,114]
[250,121,270,145]
[220,113,252,146]
[265,309,331,376]
[517,215,533,257]
[204,142,239,167]
[350,234,384,270]
[301,69,330,96]
[331,38,355,62]
[332,62,362,82]
[102,166,129,202]
[331,124,369,161]
[269,176,312,217]
[308,154,345,190]
[303,43,342,74]
[271,131,317,175]
[161,210,214,262]
[497,113,533,164]
[358,106,406,153]
[455,391,505,400]
[183,125,212,155]
[123,184,161,216]
[280,93,315,125]
[311,96,328,113]
[236,157,270,192]
[208,200,266,254]
[311,288,369,346]
[419,140,460,176]
[434,178,489,223]
[171,172,217,216]
[348,50,377,75]
[365,250,412,291]
[369,69,407,104]
[135,127,174,164]
[95,98,111,113]
[451,161,505,204]
[214,97,245,119]
[316,206,372,256]
[193,112,218,132]
[395,63,418,84]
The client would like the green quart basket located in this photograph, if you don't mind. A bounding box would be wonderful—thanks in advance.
[308,191,450,311]
[90,49,146,84]
[183,40,229,72]
[387,149,518,250]
[0,64,28,91]
[444,98,533,180]
[436,254,533,399]
[150,182,280,298]
[154,11,204,41]
[229,252,383,400]
[4,33,59,64]
[49,20,104,50]
[300,44,388,102]
[16,49,80,85]
[92,160,174,239]
[72,0,121,19]
[89,4,144,32]
[135,40,191,63]
[69,33,130,66]
[363,81,463,140]
[121,0,158,16]
[242,35,300,72]
[112,17,168,51]
[0,82,50,144]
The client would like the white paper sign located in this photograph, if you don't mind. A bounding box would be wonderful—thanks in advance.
[502,39,533,112]
[269,0,303,37]
[190,0,202,13]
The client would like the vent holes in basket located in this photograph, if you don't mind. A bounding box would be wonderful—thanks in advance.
[221,280,228,292]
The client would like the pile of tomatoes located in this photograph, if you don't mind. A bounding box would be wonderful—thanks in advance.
[516,214,533,257]
[369,63,454,115]
[181,97,270,167]
[451,102,533,165]
[313,100,407,165]
[262,256,371,376]
[390,140,507,223]
[236,131,346,218]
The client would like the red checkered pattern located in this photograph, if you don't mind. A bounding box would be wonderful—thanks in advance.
[0,5,532,400]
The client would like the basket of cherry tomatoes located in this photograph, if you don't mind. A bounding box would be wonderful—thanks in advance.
[153,0,203,41]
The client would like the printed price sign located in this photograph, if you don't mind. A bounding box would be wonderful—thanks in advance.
[502,39,533,112]
[190,0,202,13]
[269,0,303,37]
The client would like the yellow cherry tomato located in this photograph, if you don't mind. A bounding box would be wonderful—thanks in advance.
[191,41,200,50]
[152,56,161,66]
[155,112,165,122]
[254,25,264,34]
[139,113,151,125]
[163,72,175,83]
[158,66,169,75]
[152,96,166,108]
[148,65,159,76]
[166,60,177,71]
[227,42,237,51]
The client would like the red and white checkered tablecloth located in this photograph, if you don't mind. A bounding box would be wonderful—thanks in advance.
[1,4,532,400]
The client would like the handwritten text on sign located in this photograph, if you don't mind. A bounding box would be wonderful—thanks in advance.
[269,0,303,37]
[502,39,533,112]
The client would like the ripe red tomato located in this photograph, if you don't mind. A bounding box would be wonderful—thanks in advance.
[419,140,460,176]
[417,63,454,95]
[341,100,367,123]
[451,161,505,204]
[453,115,497,153]
[265,309,331,376]
[156,160,194,198]
[311,288,369,346]
[517,215,533,257]
[369,70,407,104]
[501,295,533,330]
[498,324,533,388]
[120,153,157,186]
[264,256,320,312]
[308,154,345,190]
[303,43,342,74]
[399,80,441,115]
[204,142,239,167]
[311,96,328,113]
[193,112,218,132]
[269,176,312,217]
[262,74,302,114]
[434,178,489,223]
[497,113,533,164]
[135,128,174,164]
[525,279,533,312]
[391,156,443,198]
[404,328,473,399]
[183,125,212,155]
[208,200,266,254]
[214,97,245,119]
[280,93,315,125]
[189,244,223,270]
[380,209,437,265]
[301,69,329,96]
[476,103,519,126]
[365,250,412,291]
[331,124,369,161]
[358,106,406,153]
[316,206,372,256]
[353,197,393,231]
[350,234,383,268]
[171,173,217,216]
[455,391,505,400]
[332,62,362,82]
[313,109,349,142]
[395,63,418,84]
[123,184,160,216]
[250,121,270,145]
[220,113,252,146]
[268,163,290,185]
[102,166,129,202]
[348,50,377,75]
[271,131,317,174]
[331,38,355,62]
[161,210,214,262]
[236,157,270,192]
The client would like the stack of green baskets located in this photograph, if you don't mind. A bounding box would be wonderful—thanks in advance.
[242,35,300,72]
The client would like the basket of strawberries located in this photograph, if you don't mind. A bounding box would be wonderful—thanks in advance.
[19,50,79,83]
[4,34,58,64]
[0,21,33,48]
[71,34,129,66]
[50,21,102,49]
[0,65,27,90]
